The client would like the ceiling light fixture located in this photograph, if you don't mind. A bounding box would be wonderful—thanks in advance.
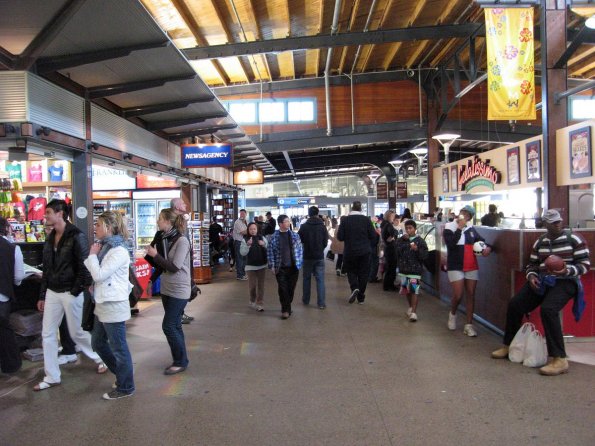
[586,14,595,29]
[432,133,460,164]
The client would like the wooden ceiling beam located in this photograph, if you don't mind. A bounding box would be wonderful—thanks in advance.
[361,0,395,72]
[429,38,463,68]
[338,0,362,74]
[571,56,595,76]
[316,0,325,77]
[581,67,595,79]
[405,0,459,68]
[569,45,595,67]
[170,0,229,86]
[382,0,427,70]
[245,0,272,81]
[210,0,250,83]
[285,0,294,78]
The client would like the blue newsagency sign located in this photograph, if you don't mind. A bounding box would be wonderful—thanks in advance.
[181,144,232,168]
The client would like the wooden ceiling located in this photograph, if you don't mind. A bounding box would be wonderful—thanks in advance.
[141,0,595,86]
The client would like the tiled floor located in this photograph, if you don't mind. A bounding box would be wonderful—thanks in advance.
[1,262,594,446]
[566,340,595,366]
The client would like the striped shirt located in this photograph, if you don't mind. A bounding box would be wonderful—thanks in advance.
[526,230,590,279]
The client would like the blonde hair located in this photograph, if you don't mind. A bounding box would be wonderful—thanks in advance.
[97,211,129,239]
[159,208,186,233]
[383,210,395,221]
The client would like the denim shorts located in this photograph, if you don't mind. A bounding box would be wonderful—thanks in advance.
[447,270,479,282]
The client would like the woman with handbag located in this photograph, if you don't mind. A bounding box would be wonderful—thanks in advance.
[84,211,135,400]
[240,222,268,312]
[146,208,191,375]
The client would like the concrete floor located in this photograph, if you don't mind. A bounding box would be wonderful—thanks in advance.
[1,262,594,446]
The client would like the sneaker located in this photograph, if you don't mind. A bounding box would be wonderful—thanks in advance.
[357,300,365,305]
[181,314,192,324]
[318,305,326,310]
[539,357,569,376]
[183,313,194,321]
[463,324,477,337]
[255,305,264,312]
[112,382,118,389]
[336,269,341,276]
[409,312,418,322]
[447,312,457,330]
[406,307,413,317]
[58,354,78,365]
[348,289,359,304]
[102,390,133,400]
[229,267,233,272]
[248,301,256,308]
[239,276,248,281]
[491,346,509,359]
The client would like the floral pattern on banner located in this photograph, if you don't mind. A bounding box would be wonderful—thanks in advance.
[485,8,536,120]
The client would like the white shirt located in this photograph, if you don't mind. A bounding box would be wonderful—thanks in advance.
[0,236,25,302]
[232,218,247,242]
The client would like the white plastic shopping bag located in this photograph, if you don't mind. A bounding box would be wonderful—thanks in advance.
[508,322,535,363]
[522,330,548,368]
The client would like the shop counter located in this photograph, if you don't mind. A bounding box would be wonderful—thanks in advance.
[432,225,595,337]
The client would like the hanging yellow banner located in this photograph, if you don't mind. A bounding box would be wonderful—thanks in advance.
[485,8,536,120]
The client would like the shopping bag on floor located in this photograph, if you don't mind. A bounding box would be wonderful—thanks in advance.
[522,330,548,368]
[508,322,535,363]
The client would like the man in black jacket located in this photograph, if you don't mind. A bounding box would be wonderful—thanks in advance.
[35,199,104,391]
[298,206,328,309]
[0,217,25,373]
[264,211,276,236]
[338,201,377,304]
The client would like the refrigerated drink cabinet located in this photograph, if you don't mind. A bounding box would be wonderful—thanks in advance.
[133,198,174,249]
[134,200,158,249]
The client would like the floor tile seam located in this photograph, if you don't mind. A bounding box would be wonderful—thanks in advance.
[335,299,396,446]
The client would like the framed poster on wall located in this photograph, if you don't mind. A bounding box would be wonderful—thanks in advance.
[569,126,592,179]
[442,168,449,192]
[507,146,520,186]
[526,140,541,182]
[450,165,458,192]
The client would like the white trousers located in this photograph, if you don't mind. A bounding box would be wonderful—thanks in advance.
[42,290,100,383]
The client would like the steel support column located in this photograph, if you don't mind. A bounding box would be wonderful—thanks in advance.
[427,99,441,211]
[540,1,568,219]
[71,151,93,238]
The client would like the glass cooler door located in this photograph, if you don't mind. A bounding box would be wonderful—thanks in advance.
[134,200,157,249]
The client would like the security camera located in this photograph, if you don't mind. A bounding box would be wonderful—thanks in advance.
[407,70,415,78]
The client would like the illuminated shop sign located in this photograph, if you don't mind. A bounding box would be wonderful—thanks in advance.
[277,197,315,205]
[234,169,264,185]
[458,156,502,192]
[181,144,232,168]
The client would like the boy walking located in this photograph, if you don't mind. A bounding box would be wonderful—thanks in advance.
[396,220,428,322]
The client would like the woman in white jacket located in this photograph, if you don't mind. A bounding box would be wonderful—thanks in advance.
[84,211,135,400]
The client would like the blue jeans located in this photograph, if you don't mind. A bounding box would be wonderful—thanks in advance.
[161,295,189,368]
[302,259,326,307]
[91,318,134,394]
[234,240,246,278]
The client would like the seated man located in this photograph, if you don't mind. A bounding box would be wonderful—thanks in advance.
[491,210,590,376]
